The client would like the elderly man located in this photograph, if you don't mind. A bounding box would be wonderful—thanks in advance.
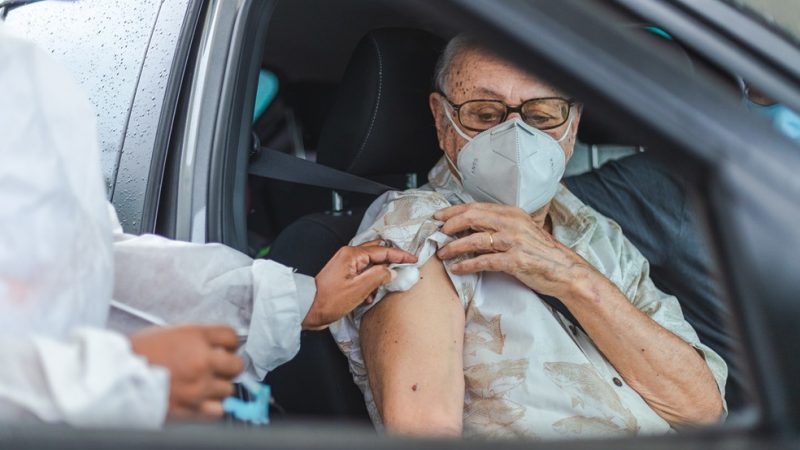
[330,35,727,439]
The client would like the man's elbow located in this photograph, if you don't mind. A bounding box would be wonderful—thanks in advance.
[663,393,725,428]
[689,394,726,425]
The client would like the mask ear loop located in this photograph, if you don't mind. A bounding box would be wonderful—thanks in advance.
[441,102,472,183]
[444,103,474,142]
[555,109,575,143]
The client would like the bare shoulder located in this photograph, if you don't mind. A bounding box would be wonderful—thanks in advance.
[361,255,460,331]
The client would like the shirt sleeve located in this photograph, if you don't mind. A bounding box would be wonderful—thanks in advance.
[0,328,169,429]
[610,218,729,415]
[107,207,315,381]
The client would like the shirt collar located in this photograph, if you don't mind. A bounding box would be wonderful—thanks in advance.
[427,156,471,204]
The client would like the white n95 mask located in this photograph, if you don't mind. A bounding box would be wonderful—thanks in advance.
[445,107,570,213]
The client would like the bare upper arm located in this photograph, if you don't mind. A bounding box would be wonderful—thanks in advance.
[359,255,465,436]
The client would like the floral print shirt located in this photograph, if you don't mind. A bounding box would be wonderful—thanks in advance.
[330,157,727,440]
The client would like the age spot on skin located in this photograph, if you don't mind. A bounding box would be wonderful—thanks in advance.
[412,384,418,392]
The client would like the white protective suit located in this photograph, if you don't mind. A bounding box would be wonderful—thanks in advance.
[0,25,315,428]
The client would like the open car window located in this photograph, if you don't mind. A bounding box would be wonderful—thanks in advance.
[235,0,775,440]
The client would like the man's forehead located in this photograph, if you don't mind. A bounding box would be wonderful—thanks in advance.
[449,50,561,100]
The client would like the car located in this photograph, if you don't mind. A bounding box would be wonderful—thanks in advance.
[1,0,799,448]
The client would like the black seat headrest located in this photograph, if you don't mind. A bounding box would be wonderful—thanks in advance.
[317,28,445,177]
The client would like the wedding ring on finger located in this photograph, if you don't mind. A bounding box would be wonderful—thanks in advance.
[487,232,495,251]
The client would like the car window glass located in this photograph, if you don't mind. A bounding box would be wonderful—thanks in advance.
[4,0,162,195]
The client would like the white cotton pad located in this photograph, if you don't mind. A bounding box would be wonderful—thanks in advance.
[385,265,421,292]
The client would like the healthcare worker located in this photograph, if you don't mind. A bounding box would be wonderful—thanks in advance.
[0,24,414,428]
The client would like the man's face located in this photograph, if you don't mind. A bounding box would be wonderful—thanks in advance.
[429,48,581,170]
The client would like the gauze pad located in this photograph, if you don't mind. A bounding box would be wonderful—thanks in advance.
[384,265,421,292]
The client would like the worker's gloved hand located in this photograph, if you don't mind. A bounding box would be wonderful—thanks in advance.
[303,241,417,330]
[130,325,244,421]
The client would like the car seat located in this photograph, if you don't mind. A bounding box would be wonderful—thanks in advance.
[263,28,445,421]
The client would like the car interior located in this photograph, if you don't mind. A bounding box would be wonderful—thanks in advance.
[233,0,749,429]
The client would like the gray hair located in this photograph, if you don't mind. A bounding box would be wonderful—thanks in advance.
[433,34,489,96]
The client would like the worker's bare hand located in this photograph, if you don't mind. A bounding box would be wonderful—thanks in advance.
[303,241,417,330]
[130,325,244,421]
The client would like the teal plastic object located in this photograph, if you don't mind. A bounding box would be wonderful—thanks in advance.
[643,25,673,41]
[253,70,279,123]
[223,380,271,425]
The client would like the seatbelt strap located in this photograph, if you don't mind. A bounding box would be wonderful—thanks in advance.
[540,293,585,333]
[248,148,394,196]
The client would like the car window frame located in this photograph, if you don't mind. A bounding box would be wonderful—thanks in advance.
[165,0,273,250]
[167,0,246,243]
[205,0,274,251]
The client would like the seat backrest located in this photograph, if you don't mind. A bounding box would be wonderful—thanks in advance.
[265,28,445,421]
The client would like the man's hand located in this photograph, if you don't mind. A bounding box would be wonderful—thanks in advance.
[303,241,418,330]
[434,203,601,300]
[130,325,244,421]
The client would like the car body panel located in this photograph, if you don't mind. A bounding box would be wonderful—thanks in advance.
[4,0,162,197]
[113,0,194,234]
[4,0,197,235]
[173,0,245,243]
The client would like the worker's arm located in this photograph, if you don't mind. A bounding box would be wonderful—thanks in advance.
[109,207,414,380]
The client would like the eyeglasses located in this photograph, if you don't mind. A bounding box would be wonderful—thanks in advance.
[440,94,575,132]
